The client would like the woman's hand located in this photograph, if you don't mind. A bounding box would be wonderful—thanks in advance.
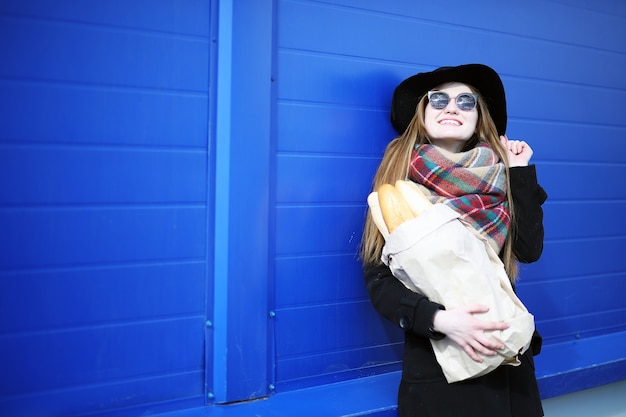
[432,305,509,362]
[500,134,533,167]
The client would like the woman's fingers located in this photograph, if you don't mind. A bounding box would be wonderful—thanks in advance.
[447,305,508,362]
[500,136,534,166]
[461,333,505,362]
[462,343,484,362]
[459,335,500,362]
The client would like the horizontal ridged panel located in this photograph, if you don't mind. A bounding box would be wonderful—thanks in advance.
[505,78,626,128]
[0,207,206,270]
[543,202,626,240]
[276,344,402,388]
[0,0,210,36]
[0,146,206,205]
[276,154,377,204]
[0,371,203,417]
[507,120,625,165]
[517,239,626,282]
[278,50,402,108]
[0,81,208,147]
[0,262,205,334]
[277,103,392,156]
[279,1,626,89]
[281,0,626,55]
[275,206,364,256]
[273,301,403,389]
[0,15,209,91]
[521,274,626,321]
[0,317,205,396]
[535,309,626,345]
[275,301,399,358]
[538,165,626,201]
[275,254,365,307]
[278,49,626,130]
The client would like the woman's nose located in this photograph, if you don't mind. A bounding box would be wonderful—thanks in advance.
[444,100,459,112]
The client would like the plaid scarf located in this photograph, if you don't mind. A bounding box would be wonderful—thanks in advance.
[409,143,510,252]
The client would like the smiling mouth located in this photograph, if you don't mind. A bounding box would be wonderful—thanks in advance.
[439,119,461,126]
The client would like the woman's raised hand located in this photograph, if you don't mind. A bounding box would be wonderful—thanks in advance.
[500,134,533,167]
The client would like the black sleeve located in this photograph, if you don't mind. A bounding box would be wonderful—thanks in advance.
[364,263,446,340]
[509,165,548,263]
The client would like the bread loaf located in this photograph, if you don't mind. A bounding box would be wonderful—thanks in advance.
[367,191,389,238]
[378,183,414,233]
[395,180,432,217]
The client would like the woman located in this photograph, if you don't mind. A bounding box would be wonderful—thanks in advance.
[361,64,547,417]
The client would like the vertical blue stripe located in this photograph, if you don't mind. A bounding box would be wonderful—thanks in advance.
[212,0,233,403]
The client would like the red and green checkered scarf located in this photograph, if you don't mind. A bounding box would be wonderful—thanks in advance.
[409,143,510,252]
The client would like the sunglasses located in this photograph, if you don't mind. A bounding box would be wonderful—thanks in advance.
[427,91,479,111]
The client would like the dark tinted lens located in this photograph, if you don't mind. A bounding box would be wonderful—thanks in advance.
[456,94,477,110]
[429,92,449,109]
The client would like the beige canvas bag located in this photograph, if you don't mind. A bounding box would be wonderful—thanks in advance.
[381,203,535,383]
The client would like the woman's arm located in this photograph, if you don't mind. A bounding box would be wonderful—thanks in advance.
[510,165,548,263]
[364,262,446,339]
[499,136,548,263]
[365,262,511,360]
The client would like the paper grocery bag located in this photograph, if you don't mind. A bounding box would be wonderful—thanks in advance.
[381,204,535,383]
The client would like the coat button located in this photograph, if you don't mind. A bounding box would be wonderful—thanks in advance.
[399,315,411,330]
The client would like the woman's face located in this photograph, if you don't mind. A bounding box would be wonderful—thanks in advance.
[424,82,479,153]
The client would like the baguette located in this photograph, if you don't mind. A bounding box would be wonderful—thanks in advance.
[378,183,414,233]
[395,180,432,217]
[367,191,389,238]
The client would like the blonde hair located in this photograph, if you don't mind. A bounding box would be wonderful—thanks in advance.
[360,85,519,281]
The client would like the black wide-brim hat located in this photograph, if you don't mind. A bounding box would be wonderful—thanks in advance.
[390,64,507,136]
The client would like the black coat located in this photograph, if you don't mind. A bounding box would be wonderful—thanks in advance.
[364,165,548,417]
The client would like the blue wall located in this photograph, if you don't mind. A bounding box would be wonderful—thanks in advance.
[0,1,213,415]
[1,0,625,416]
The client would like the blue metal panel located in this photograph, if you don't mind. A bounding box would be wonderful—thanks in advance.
[1,318,204,396]
[0,1,212,416]
[536,331,626,398]
[0,81,209,147]
[523,275,626,335]
[509,121,625,165]
[0,0,210,35]
[0,147,207,205]
[0,263,205,334]
[277,103,392,155]
[0,208,207,269]
[276,155,378,203]
[538,165,626,202]
[271,0,626,400]
[0,15,209,91]
[211,0,273,404]
[275,301,393,358]
[0,372,204,417]
[282,0,626,56]
[0,0,625,415]
[522,240,626,282]
[277,50,402,109]
[275,254,364,306]
[542,202,626,239]
[274,301,402,390]
[145,372,402,417]
[275,206,363,255]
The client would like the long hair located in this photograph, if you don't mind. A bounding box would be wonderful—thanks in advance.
[360,84,519,281]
